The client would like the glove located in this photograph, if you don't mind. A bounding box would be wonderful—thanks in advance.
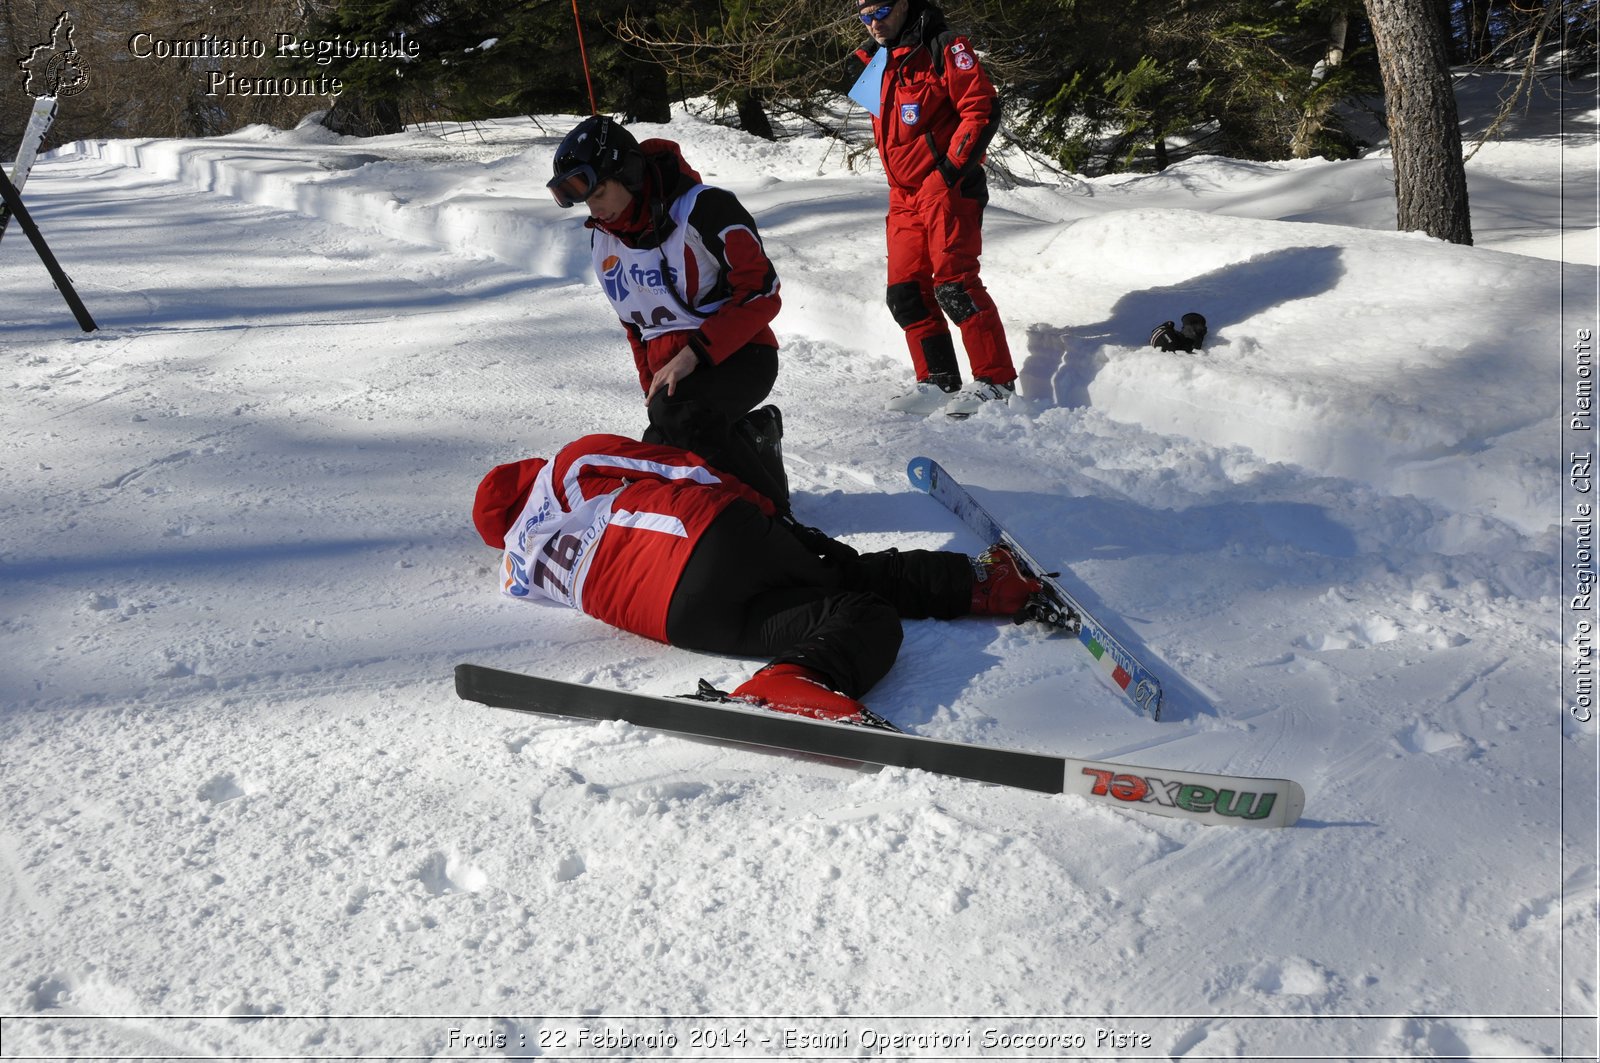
[1150,322,1190,352]
[1150,312,1208,353]
[780,515,859,564]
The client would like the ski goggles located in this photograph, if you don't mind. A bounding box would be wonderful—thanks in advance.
[547,163,601,208]
[858,2,894,22]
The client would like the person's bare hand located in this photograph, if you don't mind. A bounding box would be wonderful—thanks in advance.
[646,347,699,403]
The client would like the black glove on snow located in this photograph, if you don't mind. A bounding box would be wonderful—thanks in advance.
[1151,312,1208,353]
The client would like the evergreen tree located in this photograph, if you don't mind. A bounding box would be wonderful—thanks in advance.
[291,0,679,131]
[1002,0,1371,173]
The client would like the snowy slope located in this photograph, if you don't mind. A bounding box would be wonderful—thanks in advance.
[1,71,1595,1061]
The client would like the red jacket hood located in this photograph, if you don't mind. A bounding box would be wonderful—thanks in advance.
[473,457,548,547]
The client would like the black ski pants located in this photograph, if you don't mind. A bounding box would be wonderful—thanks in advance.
[664,500,973,698]
[642,342,789,510]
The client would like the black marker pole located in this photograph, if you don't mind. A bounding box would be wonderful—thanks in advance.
[0,168,97,332]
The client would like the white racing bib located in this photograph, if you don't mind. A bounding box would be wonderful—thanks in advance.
[591,185,730,340]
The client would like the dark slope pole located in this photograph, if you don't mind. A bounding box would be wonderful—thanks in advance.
[0,168,97,332]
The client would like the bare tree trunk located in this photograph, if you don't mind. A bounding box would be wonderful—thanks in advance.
[1464,0,1493,59]
[1326,9,1350,68]
[736,91,775,140]
[1292,9,1350,158]
[1364,0,1473,244]
[621,45,671,124]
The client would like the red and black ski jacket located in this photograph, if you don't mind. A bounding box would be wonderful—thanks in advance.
[490,435,778,643]
[587,140,781,391]
[854,2,1002,192]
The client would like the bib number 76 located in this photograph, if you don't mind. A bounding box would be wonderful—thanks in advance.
[531,533,581,596]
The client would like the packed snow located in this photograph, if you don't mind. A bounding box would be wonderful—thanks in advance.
[2,70,1596,1060]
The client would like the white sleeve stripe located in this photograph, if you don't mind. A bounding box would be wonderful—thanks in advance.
[610,510,689,537]
[564,453,723,502]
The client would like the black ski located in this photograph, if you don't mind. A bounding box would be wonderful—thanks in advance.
[456,664,1305,827]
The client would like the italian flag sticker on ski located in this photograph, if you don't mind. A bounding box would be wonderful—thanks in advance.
[1082,633,1133,691]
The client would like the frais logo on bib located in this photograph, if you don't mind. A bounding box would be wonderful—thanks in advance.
[601,254,679,303]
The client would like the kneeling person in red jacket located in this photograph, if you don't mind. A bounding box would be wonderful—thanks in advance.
[472,434,1040,724]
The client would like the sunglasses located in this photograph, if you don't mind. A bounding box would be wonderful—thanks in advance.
[546,163,601,209]
[858,3,894,23]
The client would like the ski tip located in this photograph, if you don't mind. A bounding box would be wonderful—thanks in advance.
[906,456,937,492]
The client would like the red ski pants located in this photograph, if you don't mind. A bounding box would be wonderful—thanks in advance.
[885,171,1015,385]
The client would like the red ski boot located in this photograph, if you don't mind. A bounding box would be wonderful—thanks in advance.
[971,544,1043,617]
[731,663,871,724]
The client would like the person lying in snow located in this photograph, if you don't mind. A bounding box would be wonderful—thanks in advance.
[471,433,1042,725]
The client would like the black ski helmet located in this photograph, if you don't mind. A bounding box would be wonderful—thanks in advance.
[546,115,645,207]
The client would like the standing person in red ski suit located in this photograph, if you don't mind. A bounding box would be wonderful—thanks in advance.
[546,115,791,511]
[472,434,1042,723]
[852,0,1018,418]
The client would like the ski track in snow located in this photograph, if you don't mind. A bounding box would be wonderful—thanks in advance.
[0,75,1594,1060]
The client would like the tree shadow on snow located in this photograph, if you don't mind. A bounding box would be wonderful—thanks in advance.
[1022,244,1347,407]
